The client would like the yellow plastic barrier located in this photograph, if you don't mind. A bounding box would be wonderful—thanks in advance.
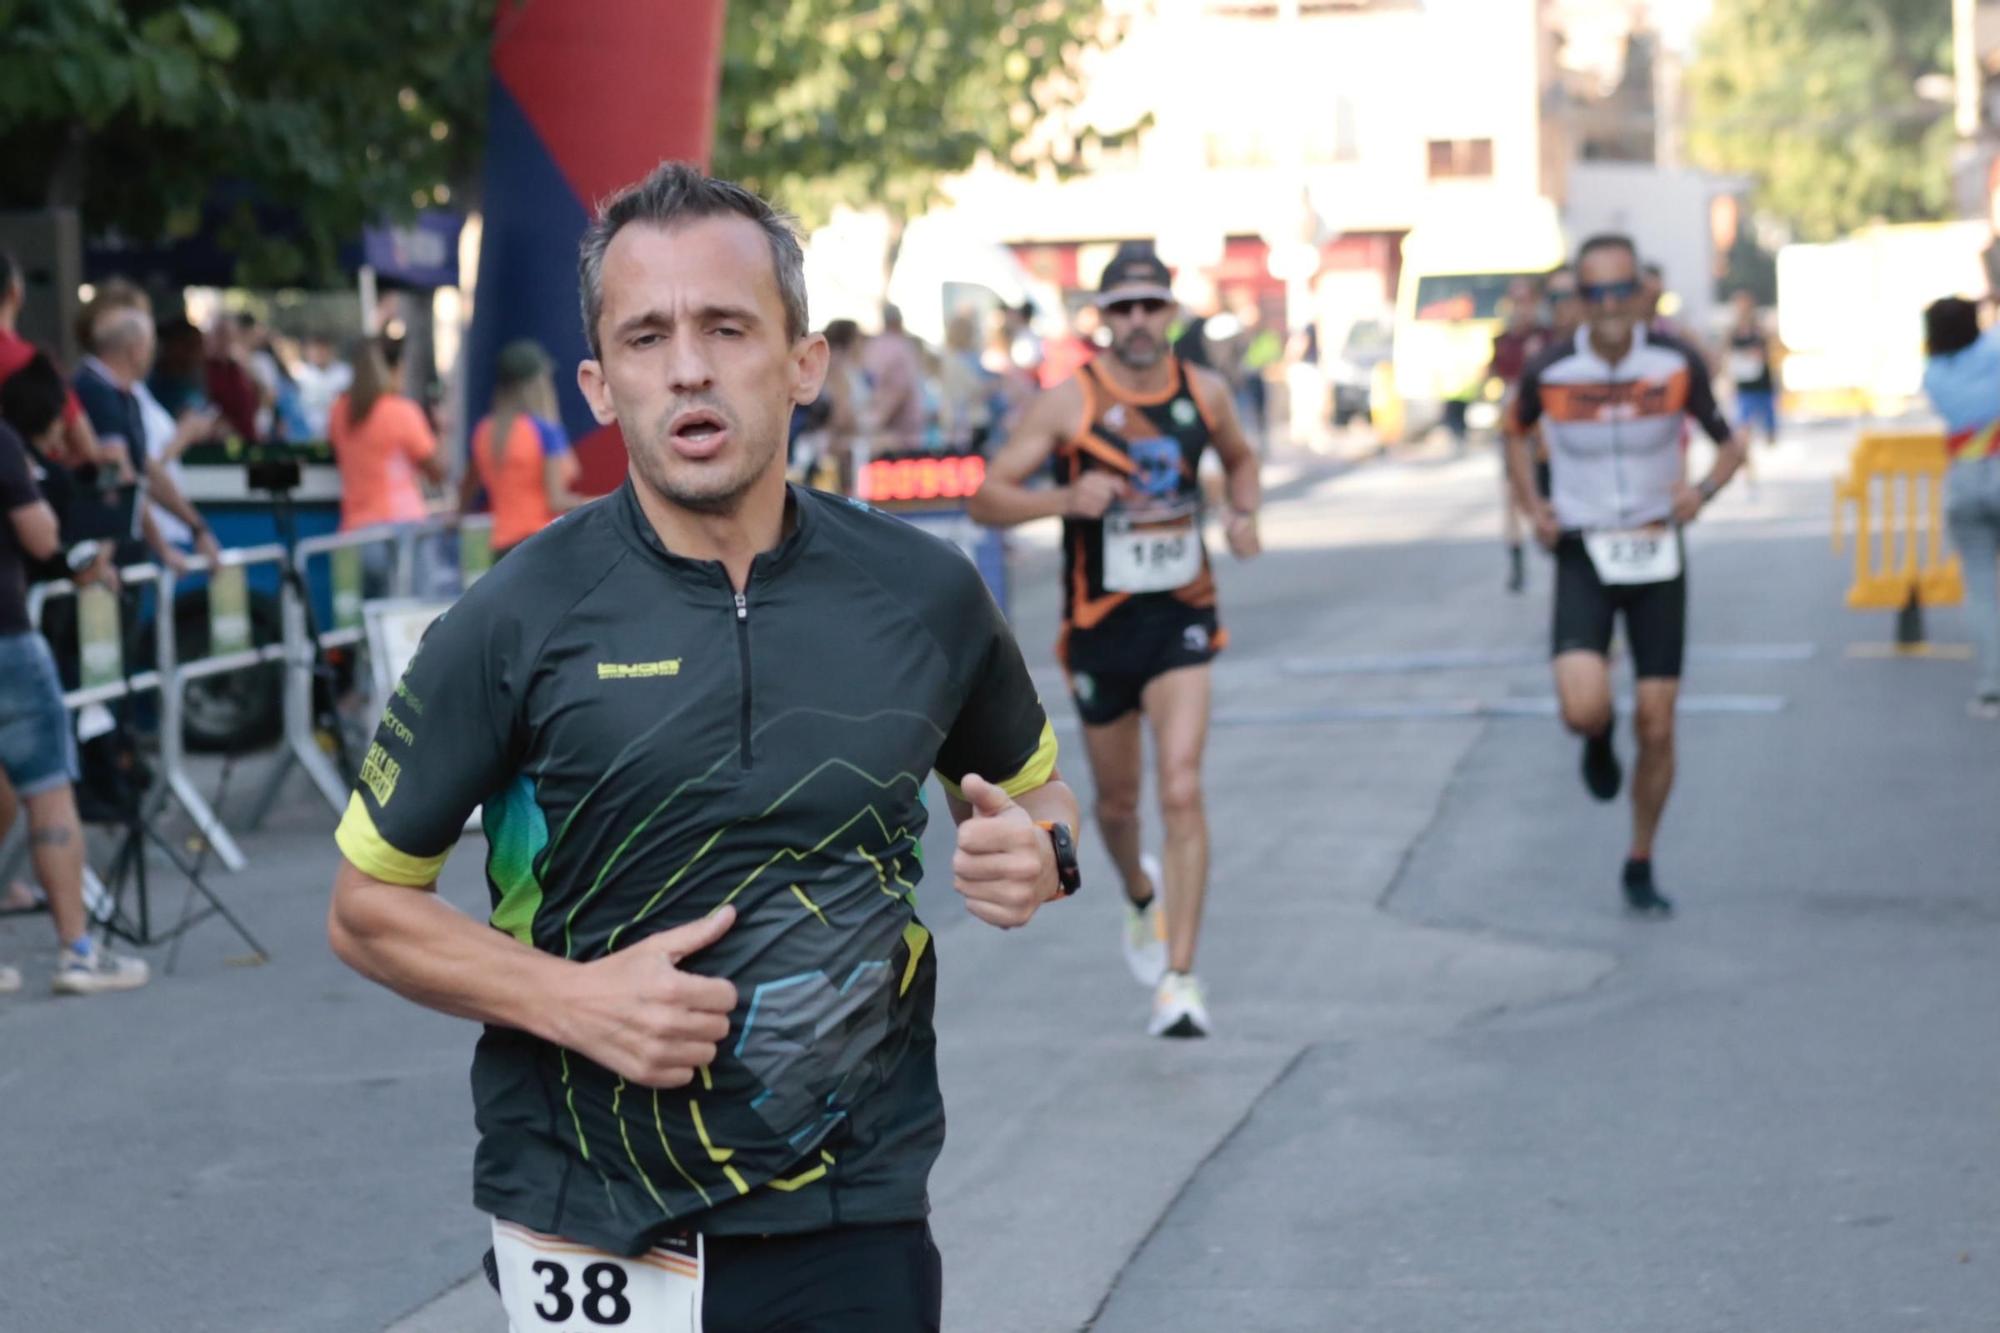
[1832,431,1964,611]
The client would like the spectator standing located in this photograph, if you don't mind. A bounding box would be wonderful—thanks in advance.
[1919,297,2000,719]
[461,340,583,557]
[82,286,220,563]
[204,315,264,443]
[862,304,925,451]
[0,250,121,477]
[328,337,445,535]
[74,305,221,569]
[0,375,149,995]
[293,334,352,439]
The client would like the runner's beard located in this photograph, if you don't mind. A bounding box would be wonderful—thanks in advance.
[1113,332,1165,370]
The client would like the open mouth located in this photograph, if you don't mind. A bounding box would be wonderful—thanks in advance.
[668,408,730,456]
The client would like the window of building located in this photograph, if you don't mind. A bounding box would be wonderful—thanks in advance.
[1426,138,1493,179]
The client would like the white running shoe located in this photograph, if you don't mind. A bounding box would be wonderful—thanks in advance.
[0,963,20,994]
[51,940,149,996]
[1148,971,1211,1039]
[1121,854,1168,987]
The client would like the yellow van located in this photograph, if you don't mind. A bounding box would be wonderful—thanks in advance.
[1388,196,1567,442]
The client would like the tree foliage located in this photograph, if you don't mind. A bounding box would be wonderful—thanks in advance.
[0,0,1122,285]
[713,0,1132,229]
[1687,0,1954,242]
[0,0,488,287]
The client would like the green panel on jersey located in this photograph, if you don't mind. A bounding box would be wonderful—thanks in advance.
[486,775,549,945]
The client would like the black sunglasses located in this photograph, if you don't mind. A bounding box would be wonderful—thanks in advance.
[1104,298,1169,318]
[1579,279,1640,305]
[1546,286,1580,301]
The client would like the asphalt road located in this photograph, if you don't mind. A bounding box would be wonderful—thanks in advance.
[2,423,1993,1332]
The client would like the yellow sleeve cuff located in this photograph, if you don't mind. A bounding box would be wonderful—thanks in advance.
[938,717,1059,801]
[335,793,451,887]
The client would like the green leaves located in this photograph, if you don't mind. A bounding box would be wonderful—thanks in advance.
[712,0,1128,229]
[1688,0,1953,242]
[0,0,1122,286]
[0,0,488,287]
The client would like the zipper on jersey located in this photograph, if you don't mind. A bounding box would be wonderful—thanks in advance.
[733,590,753,769]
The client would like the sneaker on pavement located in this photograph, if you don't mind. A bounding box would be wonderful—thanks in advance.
[1621,859,1674,918]
[51,940,149,995]
[1122,854,1168,987]
[1580,722,1622,802]
[1148,971,1211,1039]
[0,963,19,994]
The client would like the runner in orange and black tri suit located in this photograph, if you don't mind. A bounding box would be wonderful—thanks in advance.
[972,242,1262,1039]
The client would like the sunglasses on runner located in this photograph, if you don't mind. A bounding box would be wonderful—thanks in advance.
[1104,298,1170,318]
[1580,279,1640,305]
[1546,285,1580,302]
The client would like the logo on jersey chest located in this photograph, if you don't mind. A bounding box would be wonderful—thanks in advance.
[1126,435,1185,503]
[597,659,683,680]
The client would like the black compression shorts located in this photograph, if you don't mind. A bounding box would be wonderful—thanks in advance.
[488,1221,941,1333]
[1062,596,1222,727]
[1551,533,1687,680]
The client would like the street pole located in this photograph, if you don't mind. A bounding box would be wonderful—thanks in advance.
[1955,0,1981,141]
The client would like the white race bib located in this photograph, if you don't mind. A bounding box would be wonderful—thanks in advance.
[1103,509,1202,593]
[1726,350,1765,383]
[1583,526,1681,585]
[491,1219,703,1332]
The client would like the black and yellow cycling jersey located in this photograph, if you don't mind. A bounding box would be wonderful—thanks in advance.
[336,481,1055,1256]
[1056,356,1228,664]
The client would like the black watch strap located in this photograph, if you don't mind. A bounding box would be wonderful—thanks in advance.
[1038,821,1082,897]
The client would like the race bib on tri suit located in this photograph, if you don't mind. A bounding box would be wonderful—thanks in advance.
[492,1219,703,1332]
[1103,501,1202,594]
[1583,525,1681,586]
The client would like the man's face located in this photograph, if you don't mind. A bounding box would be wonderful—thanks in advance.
[1545,276,1581,332]
[1577,248,1641,346]
[579,216,827,517]
[1101,296,1174,370]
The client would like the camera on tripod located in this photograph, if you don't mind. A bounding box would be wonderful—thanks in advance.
[245,450,303,494]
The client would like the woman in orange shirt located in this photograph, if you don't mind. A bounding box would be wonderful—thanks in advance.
[329,338,445,532]
[461,340,583,556]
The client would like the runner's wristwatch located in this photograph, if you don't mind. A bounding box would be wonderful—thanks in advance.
[1037,821,1082,897]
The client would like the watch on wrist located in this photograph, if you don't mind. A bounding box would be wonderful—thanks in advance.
[1697,478,1719,503]
[1036,820,1082,898]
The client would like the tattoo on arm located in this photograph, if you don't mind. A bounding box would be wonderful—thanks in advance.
[30,825,75,848]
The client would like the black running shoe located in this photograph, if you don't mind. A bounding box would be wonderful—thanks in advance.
[1622,858,1674,917]
[1580,724,1621,802]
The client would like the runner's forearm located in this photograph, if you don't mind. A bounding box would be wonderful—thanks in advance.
[1699,433,1748,498]
[329,859,573,1040]
[967,478,1069,527]
[1504,433,1543,515]
[1223,456,1260,517]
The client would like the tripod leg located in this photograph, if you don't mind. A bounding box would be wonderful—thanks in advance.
[144,825,269,963]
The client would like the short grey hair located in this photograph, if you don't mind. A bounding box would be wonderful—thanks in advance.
[578,161,809,358]
[91,306,152,357]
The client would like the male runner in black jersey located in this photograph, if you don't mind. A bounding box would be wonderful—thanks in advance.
[970,243,1260,1038]
[328,162,1079,1333]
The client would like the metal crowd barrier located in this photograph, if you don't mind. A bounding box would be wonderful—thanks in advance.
[258,513,495,825]
[1833,431,1965,642]
[149,545,297,871]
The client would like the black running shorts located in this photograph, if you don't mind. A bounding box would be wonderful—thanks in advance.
[1550,533,1687,680]
[1063,597,1222,727]
[488,1221,942,1333]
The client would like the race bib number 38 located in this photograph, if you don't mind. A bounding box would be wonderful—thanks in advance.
[1583,526,1681,586]
[1103,511,1202,593]
[492,1219,703,1332]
